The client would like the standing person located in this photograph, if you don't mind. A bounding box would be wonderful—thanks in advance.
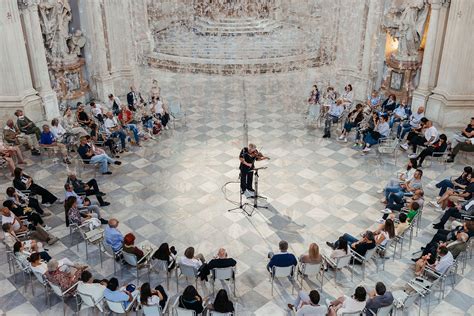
[14,110,41,140]
[107,94,122,116]
[239,143,269,198]
[127,86,139,112]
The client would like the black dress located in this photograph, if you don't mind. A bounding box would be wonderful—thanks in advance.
[13,175,57,204]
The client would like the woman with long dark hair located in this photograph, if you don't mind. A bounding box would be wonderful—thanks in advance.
[13,167,59,206]
[211,289,234,313]
[178,285,205,314]
[140,282,168,309]
[152,242,177,271]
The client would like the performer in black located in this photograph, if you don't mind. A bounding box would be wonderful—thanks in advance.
[239,143,269,197]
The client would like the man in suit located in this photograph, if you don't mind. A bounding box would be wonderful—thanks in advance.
[365,282,394,316]
[126,86,138,112]
[433,198,474,229]
[267,240,297,272]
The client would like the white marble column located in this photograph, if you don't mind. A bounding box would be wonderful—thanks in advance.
[0,0,42,121]
[19,0,60,120]
[411,0,442,110]
[426,0,474,127]
[78,0,114,101]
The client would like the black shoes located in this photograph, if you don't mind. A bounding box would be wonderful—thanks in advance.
[432,223,444,230]
[31,149,41,156]
[322,133,330,138]
[102,171,112,175]
[326,241,335,249]
[99,218,109,225]
[114,161,122,165]
[100,202,110,207]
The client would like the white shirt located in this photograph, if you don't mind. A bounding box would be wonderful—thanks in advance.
[51,124,66,139]
[337,296,366,315]
[393,106,407,119]
[104,117,119,134]
[378,231,390,247]
[435,251,454,274]
[179,256,202,269]
[376,121,390,137]
[91,104,103,117]
[424,126,439,145]
[77,281,106,303]
[329,104,344,117]
[31,262,48,275]
[296,304,327,316]
[409,112,424,128]
[146,295,160,306]
[2,213,20,231]
[341,91,353,103]
[154,100,164,115]
[107,97,121,109]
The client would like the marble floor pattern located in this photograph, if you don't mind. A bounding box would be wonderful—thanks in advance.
[0,70,473,315]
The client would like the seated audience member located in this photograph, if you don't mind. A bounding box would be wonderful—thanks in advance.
[13,167,60,206]
[382,169,423,204]
[401,117,439,153]
[140,282,168,310]
[89,123,119,158]
[267,240,298,272]
[15,109,41,140]
[105,218,124,253]
[329,237,349,260]
[307,84,320,105]
[408,134,448,167]
[50,118,72,146]
[208,289,235,314]
[1,207,58,245]
[0,139,26,169]
[389,102,407,128]
[30,251,84,275]
[379,160,417,194]
[65,196,101,229]
[300,242,322,264]
[66,172,109,206]
[2,223,53,258]
[90,101,104,123]
[104,277,139,309]
[395,213,410,236]
[199,247,237,281]
[4,119,41,155]
[123,233,144,261]
[152,242,177,271]
[78,136,121,175]
[5,186,49,216]
[62,106,88,137]
[180,247,206,270]
[384,188,424,215]
[452,117,474,147]
[362,114,390,152]
[104,111,127,151]
[415,245,454,276]
[322,99,345,138]
[327,231,376,264]
[381,94,397,115]
[118,105,141,146]
[374,219,395,247]
[397,106,424,140]
[3,199,50,231]
[365,282,394,316]
[64,183,107,224]
[433,199,474,230]
[77,270,107,310]
[338,103,364,142]
[447,138,474,163]
[433,166,472,198]
[76,103,93,127]
[107,94,122,116]
[327,286,367,316]
[151,96,170,130]
[340,84,354,108]
[436,176,474,210]
[45,259,87,293]
[367,90,381,110]
[13,239,50,264]
[39,124,71,164]
[178,285,205,314]
[288,289,326,316]
[444,232,469,259]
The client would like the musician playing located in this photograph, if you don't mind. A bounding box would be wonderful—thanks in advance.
[239,143,269,198]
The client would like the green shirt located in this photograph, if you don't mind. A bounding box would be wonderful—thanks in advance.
[406,209,418,222]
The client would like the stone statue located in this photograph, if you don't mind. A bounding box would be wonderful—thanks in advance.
[384,0,428,61]
[38,0,73,61]
[67,30,86,57]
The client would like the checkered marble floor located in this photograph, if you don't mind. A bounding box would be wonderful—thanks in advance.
[0,70,473,315]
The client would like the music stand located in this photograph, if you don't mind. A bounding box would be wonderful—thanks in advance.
[252,167,268,209]
[227,172,255,216]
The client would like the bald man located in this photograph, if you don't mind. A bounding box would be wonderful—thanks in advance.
[198,247,237,281]
[104,218,124,252]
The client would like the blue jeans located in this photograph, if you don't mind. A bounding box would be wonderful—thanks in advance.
[363,132,383,146]
[397,122,411,139]
[387,191,404,206]
[125,124,140,144]
[436,179,454,196]
[384,185,402,200]
[90,154,114,173]
[344,122,357,132]
[111,130,126,149]
[389,117,401,129]
[334,233,358,248]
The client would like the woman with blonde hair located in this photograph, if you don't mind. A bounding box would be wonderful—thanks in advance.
[299,243,322,264]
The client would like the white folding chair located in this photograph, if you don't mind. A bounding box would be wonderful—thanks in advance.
[270,265,295,296]
[33,271,50,305]
[102,240,122,274]
[172,296,197,316]
[296,262,324,290]
[47,280,79,316]
[323,253,352,283]
[367,303,394,316]
[349,246,377,280]
[209,311,234,316]
[141,296,169,316]
[375,239,393,272]
[212,266,236,296]
[168,101,187,128]
[176,262,199,290]
[76,288,105,313]
[78,225,104,266]
[12,255,34,294]
[151,259,173,290]
[392,290,420,316]
[105,294,138,314]
[122,251,151,283]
